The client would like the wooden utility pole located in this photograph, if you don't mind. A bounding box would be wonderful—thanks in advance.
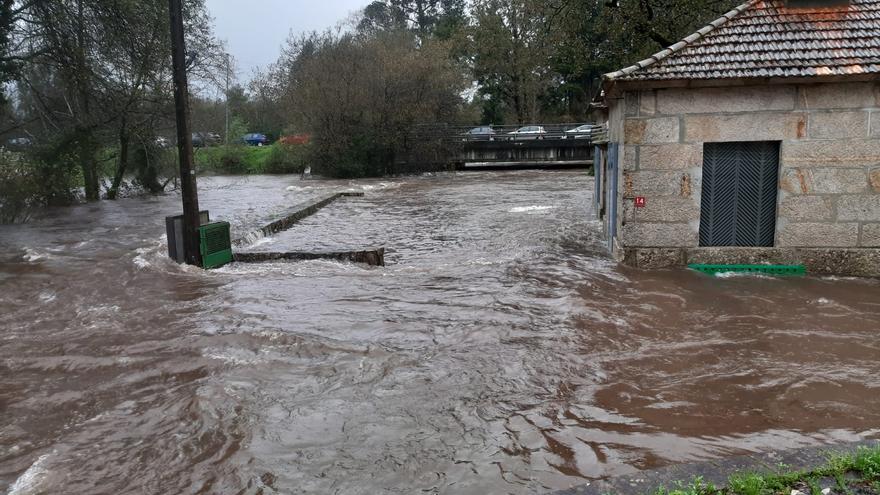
[168,0,202,267]
[225,53,230,145]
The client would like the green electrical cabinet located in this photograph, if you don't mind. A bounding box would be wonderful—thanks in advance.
[199,222,233,269]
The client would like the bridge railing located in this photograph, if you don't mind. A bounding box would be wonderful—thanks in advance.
[393,123,608,168]
[409,123,603,142]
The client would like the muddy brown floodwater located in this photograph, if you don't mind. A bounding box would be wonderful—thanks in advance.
[1,170,879,495]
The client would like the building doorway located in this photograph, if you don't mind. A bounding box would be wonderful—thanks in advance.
[699,141,780,247]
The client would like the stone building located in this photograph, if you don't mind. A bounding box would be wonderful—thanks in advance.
[595,0,880,276]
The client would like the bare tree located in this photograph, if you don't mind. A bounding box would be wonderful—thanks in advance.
[8,0,222,201]
[273,29,465,177]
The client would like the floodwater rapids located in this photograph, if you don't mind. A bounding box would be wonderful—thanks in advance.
[1,170,879,494]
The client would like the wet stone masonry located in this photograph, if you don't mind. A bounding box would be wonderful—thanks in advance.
[613,81,880,276]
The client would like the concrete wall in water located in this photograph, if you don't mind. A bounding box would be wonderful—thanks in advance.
[609,80,880,276]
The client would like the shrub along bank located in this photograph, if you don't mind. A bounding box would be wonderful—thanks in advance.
[653,445,880,495]
[0,147,89,223]
[194,143,310,175]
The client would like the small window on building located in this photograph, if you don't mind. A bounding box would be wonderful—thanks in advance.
[699,141,780,247]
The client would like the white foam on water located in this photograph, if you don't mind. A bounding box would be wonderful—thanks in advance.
[714,271,777,280]
[356,181,402,191]
[132,247,153,270]
[8,453,50,495]
[246,236,276,249]
[22,248,48,262]
[203,348,263,366]
[130,235,173,270]
[508,205,556,214]
[75,305,121,318]
[820,275,864,283]
[216,259,364,277]
[646,400,699,410]
[286,185,315,192]
[37,291,56,303]
[466,257,504,266]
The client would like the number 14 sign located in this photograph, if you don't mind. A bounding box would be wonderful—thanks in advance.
[634,197,647,208]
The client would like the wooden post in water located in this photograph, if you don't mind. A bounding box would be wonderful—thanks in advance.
[168,0,202,267]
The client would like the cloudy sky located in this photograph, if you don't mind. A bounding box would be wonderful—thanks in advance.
[206,0,369,78]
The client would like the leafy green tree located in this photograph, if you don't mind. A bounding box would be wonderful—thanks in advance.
[469,0,559,124]
[552,0,741,108]
[359,0,466,39]
[465,0,741,122]
[0,0,16,104]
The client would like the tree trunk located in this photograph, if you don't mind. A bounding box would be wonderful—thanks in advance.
[79,132,99,201]
[107,122,129,200]
[75,0,99,201]
[135,144,163,194]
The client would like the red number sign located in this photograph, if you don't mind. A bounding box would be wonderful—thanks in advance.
[635,197,647,208]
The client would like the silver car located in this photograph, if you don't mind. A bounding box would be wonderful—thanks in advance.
[508,125,546,140]
[463,126,496,141]
[565,124,598,139]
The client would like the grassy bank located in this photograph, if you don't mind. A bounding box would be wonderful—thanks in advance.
[194,143,310,175]
[654,445,880,495]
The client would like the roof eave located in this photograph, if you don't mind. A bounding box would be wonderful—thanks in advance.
[605,72,880,94]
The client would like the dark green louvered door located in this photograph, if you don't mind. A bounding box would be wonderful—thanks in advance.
[699,141,780,247]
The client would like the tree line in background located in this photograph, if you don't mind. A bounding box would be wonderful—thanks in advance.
[0,0,739,221]
[198,0,739,178]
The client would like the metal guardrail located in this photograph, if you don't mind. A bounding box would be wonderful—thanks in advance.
[391,123,608,169]
[409,123,604,143]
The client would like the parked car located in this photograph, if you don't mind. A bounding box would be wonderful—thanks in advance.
[5,137,33,149]
[565,124,598,139]
[462,126,496,141]
[508,125,546,140]
[191,132,221,148]
[242,133,269,146]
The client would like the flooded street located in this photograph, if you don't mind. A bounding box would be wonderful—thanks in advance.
[1,170,879,495]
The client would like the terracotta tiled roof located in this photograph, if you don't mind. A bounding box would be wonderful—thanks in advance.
[605,0,880,81]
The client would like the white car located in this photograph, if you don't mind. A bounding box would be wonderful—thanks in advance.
[508,125,546,140]
[565,124,598,139]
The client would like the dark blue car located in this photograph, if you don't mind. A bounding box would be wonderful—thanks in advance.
[242,133,269,146]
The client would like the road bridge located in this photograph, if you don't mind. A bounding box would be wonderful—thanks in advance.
[411,123,598,170]
[458,137,593,169]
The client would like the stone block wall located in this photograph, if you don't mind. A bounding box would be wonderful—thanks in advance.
[614,81,880,265]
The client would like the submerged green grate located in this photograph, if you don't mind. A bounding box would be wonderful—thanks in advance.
[689,264,807,277]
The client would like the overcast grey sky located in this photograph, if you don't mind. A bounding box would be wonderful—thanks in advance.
[206,0,369,79]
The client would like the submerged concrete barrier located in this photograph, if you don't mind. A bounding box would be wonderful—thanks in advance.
[234,248,385,267]
[232,191,382,267]
[233,191,365,248]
